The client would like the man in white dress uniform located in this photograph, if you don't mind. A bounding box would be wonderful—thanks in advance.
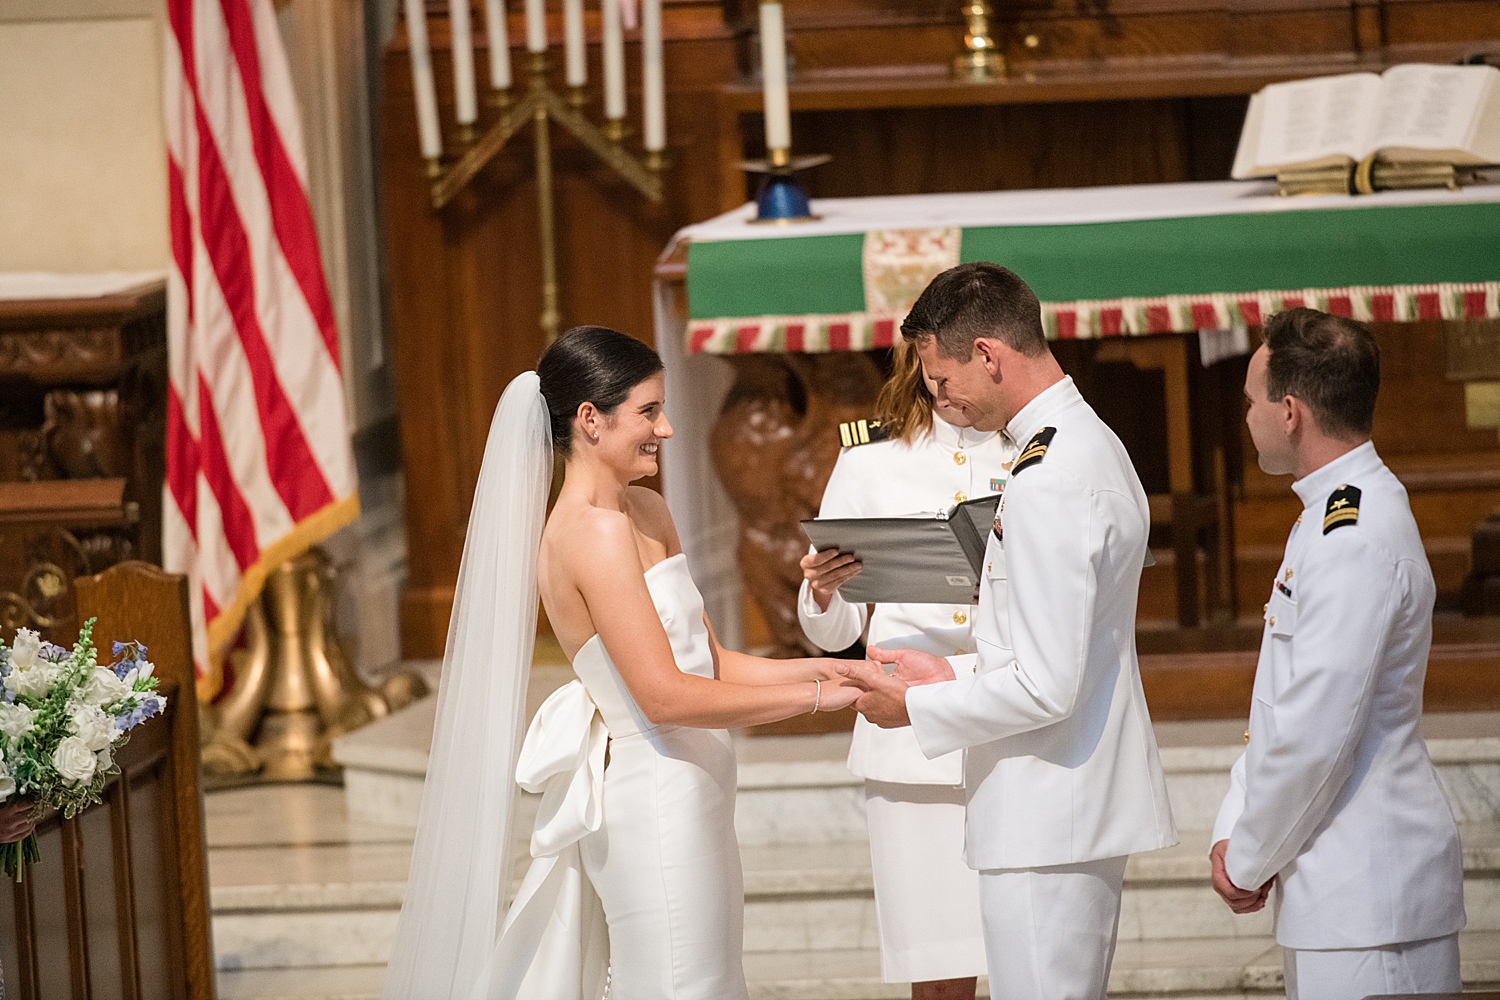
[1210,307,1465,1000]
[840,263,1178,1000]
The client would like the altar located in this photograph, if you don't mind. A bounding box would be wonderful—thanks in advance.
[654,179,1500,712]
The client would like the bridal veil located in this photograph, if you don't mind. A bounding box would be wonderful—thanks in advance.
[382,372,552,998]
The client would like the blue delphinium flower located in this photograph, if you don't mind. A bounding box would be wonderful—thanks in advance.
[114,694,166,733]
[110,641,149,679]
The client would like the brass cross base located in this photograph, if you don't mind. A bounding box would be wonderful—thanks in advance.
[200,547,428,782]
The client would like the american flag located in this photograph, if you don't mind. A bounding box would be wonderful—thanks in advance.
[163,0,359,696]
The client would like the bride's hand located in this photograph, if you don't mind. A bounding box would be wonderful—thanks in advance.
[809,657,851,682]
[814,676,863,714]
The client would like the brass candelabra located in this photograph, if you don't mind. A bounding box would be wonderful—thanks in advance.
[424,52,665,341]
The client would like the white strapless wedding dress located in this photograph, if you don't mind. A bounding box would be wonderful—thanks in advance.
[476,553,748,1000]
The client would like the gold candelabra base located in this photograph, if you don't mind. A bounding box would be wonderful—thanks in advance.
[200,547,428,782]
[424,53,666,341]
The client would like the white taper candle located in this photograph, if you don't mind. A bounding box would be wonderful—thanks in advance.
[404,0,443,158]
[564,0,586,87]
[485,0,512,89]
[602,0,625,119]
[759,2,790,152]
[642,0,664,150]
[450,0,478,123]
[526,0,546,53]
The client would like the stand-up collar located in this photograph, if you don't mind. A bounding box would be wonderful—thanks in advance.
[1005,376,1083,448]
[930,409,998,450]
[1291,440,1381,510]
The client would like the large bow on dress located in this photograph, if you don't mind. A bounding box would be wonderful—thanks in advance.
[470,680,610,1000]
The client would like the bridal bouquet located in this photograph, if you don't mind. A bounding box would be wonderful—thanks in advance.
[0,620,167,881]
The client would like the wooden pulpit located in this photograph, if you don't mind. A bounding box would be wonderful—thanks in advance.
[0,562,214,999]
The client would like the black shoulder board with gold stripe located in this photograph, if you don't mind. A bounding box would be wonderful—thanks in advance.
[1011,427,1056,476]
[1323,484,1361,534]
[838,418,887,448]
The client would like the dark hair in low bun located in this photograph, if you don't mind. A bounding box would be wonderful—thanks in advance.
[537,325,665,455]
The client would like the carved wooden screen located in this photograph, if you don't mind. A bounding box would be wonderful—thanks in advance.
[0,562,214,999]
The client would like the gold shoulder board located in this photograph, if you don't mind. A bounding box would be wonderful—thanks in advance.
[838,418,888,448]
[1010,426,1057,475]
[1323,483,1361,534]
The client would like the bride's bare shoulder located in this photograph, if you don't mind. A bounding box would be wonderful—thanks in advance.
[624,487,681,555]
[544,502,639,571]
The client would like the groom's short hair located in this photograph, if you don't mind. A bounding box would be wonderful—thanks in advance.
[901,262,1048,361]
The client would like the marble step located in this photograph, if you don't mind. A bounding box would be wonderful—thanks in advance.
[207,819,1500,969]
[334,687,1500,840]
[214,931,1500,1000]
[733,716,1500,845]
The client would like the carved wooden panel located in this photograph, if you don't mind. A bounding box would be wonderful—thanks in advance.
[0,285,165,646]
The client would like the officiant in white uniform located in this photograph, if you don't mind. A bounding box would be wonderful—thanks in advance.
[1209,307,1465,1000]
[799,341,1011,999]
[839,263,1178,1000]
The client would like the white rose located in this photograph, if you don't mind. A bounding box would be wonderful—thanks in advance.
[52,736,97,786]
[0,772,14,803]
[95,745,113,774]
[80,667,131,708]
[8,629,40,672]
[0,703,34,742]
[69,705,114,752]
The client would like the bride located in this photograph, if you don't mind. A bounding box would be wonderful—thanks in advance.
[382,326,860,999]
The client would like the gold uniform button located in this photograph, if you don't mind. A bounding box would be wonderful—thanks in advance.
[953,452,967,465]
[1269,616,1276,627]
[952,611,967,625]
[1244,729,1251,744]
[987,562,993,572]
[954,491,968,503]
[1263,602,1269,613]
[1284,567,1293,581]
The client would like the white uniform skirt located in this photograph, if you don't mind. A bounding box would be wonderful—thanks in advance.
[865,780,988,983]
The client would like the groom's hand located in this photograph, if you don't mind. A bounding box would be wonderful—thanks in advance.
[1209,839,1271,914]
[867,646,956,687]
[836,660,912,729]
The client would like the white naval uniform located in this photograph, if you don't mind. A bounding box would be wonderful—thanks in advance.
[1212,441,1465,1000]
[905,377,1178,1000]
[799,414,1009,983]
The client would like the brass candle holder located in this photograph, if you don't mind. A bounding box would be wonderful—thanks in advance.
[423,53,665,341]
[954,2,1005,81]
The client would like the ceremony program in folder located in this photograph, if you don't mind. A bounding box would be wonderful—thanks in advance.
[800,494,1000,605]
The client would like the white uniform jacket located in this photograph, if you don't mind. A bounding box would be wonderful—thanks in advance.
[1212,441,1465,951]
[799,415,1011,785]
[907,377,1178,871]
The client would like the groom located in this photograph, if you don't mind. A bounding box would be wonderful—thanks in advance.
[839,263,1178,1000]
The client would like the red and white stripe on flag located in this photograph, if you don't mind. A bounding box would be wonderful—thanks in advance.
[164,0,359,699]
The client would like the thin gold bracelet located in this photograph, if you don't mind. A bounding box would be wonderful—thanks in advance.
[810,678,821,714]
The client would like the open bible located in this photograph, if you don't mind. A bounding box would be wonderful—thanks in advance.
[1232,63,1500,188]
[800,494,1000,605]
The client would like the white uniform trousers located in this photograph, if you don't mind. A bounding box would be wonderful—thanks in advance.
[1283,933,1461,1000]
[865,780,987,984]
[978,855,1128,1000]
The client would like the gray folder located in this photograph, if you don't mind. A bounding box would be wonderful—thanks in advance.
[800,494,1000,605]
